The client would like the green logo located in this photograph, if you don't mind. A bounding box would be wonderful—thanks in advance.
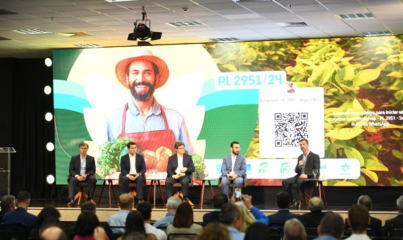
[259,162,269,174]
[280,162,290,173]
[320,165,327,170]
[341,163,350,172]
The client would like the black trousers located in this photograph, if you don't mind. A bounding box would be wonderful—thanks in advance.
[282,175,306,201]
[166,175,190,198]
[68,175,97,200]
[120,175,144,199]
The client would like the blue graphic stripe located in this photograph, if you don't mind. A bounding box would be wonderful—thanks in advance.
[54,94,91,114]
[197,89,258,111]
[53,80,87,100]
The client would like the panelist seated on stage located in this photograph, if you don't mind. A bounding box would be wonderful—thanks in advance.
[221,141,246,199]
[67,142,97,207]
[282,138,320,208]
[120,141,146,202]
[166,141,195,201]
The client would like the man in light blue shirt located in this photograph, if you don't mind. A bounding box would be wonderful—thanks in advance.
[153,196,181,230]
[220,203,244,240]
[108,194,133,234]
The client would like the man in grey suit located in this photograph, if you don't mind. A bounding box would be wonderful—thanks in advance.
[221,141,247,199]
[282,139,320,208]
[166,141,195,201]
[67,142,97,207]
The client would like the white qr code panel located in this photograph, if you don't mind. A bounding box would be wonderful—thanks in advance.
[259,87,325,158]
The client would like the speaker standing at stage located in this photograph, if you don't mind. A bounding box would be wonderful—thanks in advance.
[67,142,97,207]
[282,139,320,208]
[220,141,247,199]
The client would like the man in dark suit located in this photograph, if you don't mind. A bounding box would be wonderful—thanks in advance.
[383,195,403,237]
[166,141,195,201]
[67,142,97,207]
[298,197,328,226]
[0,195,15,223]
[268,191,299,226]
[2,191,37,231]
[282,138,320,208]
[120,141,146,201]
[203,193,228,227]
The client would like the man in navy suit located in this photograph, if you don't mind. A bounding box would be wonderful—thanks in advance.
[2,191,37,231]
[268,191,299,226]
[68,142,97,207]
[282,139,320,208]
[120,141,146,201]
[221,141,247,199]
[166,141,195,201]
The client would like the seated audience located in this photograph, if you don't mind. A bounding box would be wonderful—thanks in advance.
[41,226,69,240]
[108,194,133,234]
[153,196,181,228]
[197,222,230,240]
[283,219,306,240]
[244,222,271,240]
[345,205,370,240]
[268,192,299,226]
[202,193,228,227]
[234,194,268,232]
[122,232,147,240]
[298,197,327,226]
[350,195,381,236]
[137,202,167,240]
[119,210,157,240]
[2,190,37,231]
[73,213,101,240]
[313,213,345,240]
[220,203,244,240]
[167,202,202,237]
[383,195,403,237]
[0,195,15,222]
[30,205,61,239]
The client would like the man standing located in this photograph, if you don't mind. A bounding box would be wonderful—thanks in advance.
[108,194,133,234]
[166,141,195,201]
[105,48,193,154]
[67,142,97,207]
[120,141,146,201]
[221,141,246,199]
[282,139,320,207]
[2,191,37,231]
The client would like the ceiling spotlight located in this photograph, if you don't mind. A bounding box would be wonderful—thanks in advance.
[128,6,162,41]
[44,57,52,67]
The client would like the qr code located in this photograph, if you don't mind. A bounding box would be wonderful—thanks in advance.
[274,112,308,147]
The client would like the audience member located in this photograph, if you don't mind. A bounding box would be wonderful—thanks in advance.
[2,190,37,231]
[119,210,157,240]
[383,195,403,237]
[345,205,370,240]
[0,195,15,222]
[73,213,100,240]
[283,219,306,240]
[30,205,61,239]
[122,232,147,240]
[244,222,271,240]
[202,193,228,227]
[41,226,69,240]
[153,196,181,228]
[167,202,202,236]
[239,194,269,227]
[39,217,64,237]
[234,202,255,232]
[220,203,244,240]
[298,197,327,226]
[352,195,381,236]
[268,192,299,226]
[137,202,167,240]
[108,194,134,234]
[197,222,230,240]
[313,213,345,240]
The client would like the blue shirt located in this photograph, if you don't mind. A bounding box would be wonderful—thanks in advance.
[227,226,245,240]
[153,212,175,228]
[105,98,194,153]
[108,210,130,234]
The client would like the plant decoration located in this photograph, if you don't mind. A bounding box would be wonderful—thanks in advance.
[192,153,207,180]
[97,137,133,178]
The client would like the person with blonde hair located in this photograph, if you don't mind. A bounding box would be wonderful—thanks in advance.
[197,222,230,240]
[233,194,268,232]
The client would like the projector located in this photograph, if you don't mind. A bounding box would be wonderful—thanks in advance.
[128,19,162,41]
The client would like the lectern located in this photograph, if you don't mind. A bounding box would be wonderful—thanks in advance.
[0,147,16,199]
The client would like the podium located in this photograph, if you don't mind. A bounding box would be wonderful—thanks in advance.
[0,147,16,199]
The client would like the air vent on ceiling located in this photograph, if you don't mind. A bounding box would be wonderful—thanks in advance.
[210,38,239,42]
[59,32,94,37]
[338,13,374,20]
[0,36,11,40]
[74,44,102,48]
[276,22,308,27]
[0,9,18,15]
[167,21,205,28]
[361,31,393,36]
[13,29,53,34]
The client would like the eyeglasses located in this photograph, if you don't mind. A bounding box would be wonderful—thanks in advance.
[177,147,185,150]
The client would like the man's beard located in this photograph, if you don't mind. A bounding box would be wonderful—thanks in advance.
[130,81,156,101]
[232,150,239,155]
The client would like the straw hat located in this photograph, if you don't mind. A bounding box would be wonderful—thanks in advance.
[115,48,169,89]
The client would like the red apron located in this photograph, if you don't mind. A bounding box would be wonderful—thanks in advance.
[117,103,176,153]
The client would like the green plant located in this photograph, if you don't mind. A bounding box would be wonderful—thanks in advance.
[192,153,207,179]
[97,137,133,178]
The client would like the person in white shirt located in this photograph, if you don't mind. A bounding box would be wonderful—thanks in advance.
[137,202,167,240]
[108,194,133,234]
[345,205,371,240]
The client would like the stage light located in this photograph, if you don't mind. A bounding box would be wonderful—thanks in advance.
[46,174,55,184]
[45,112,53,121]
[44,86,52,95]
[44,57,52,67]
[46,142,54,151]
[127,6,162,41]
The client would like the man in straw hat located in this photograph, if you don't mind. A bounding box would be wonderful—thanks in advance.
[105,48,194,154]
